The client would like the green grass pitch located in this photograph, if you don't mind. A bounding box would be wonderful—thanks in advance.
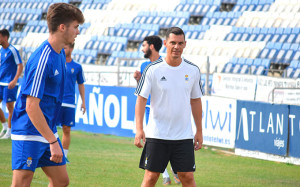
[0,129,300,186]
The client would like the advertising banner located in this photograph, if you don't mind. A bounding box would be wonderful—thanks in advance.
[272,89,300,105]
[201,96,237,148]
[255,76,297,103]
[288,105,300,158]
[235,101,289,156]
[73,84,137,137]
[211,73,256,101]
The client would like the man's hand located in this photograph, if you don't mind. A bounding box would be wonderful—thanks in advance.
[194,131,203,151]
[49,141,64,163]
[134,130,145,148]
[133,71,142,82]
[8,80,17,89]
[81,103,86,114]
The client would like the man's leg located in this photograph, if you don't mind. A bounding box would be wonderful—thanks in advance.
[6,101,14,129]
[11,169,34,187]
[162,168,171,185]
[142,169,160,187]
[0,99,7,137]
[177,172,196,187]
[62,125,71,157]
[171,166,181,184]
[0,99,6,123]
[1,102,14,139]
[42,165,69,187]
[139,140,169,186]
[170,140,195,186]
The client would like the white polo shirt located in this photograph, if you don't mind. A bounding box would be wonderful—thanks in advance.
[135,58,203,140]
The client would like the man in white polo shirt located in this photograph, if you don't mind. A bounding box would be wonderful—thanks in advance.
[134,27,204,187]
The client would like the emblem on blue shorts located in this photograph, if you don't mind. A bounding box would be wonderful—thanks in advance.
[26,157,32,167]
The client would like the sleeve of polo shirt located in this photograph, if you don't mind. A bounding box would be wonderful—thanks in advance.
[191,69,204,99]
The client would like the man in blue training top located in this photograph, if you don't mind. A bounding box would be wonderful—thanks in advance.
[11,3,84,187]
[57,42,86,163]
[133,35,181,185]
[133,35,162,125]
[0,29,23,139]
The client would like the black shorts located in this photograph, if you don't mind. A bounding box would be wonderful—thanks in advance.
[139,138,195,173]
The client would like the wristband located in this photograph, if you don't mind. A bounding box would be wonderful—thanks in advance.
[50,139,58,144]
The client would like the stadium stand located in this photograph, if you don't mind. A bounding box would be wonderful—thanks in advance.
[132,11,190,31]
[0,0,299,78]
[0,8,42,24]
[0,20,15,31]
[109,23,160,51]
[182,25,210,40]
[22,20,48,33]
[106,51,144,66]
[79,0,111,10]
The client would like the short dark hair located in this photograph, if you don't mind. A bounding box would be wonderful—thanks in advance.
[0,29,10,39]
[143,35,162,52]
[165,27,185,40]
[47,3,84,33]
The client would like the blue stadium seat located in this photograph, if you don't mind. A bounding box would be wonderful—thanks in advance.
[274,49,287,64]
[132,11,190,28]
[257,48,269,59]
[85,36,127,55]
[183,25,210,39]
[286,60,298,78]
[105,51,118,66]
[201,11,241,26]
[234,0,273,11]
[240,58,253,74]
[85,49,97,64]
[292,50,300,61]
[224,27,237,41]
[282,49,295,64]
[251,58,261,74]
[112,24,159,41]
[232,58,246,74]
[256,59,270,75]
[222,57,238,73]
[291,61,300,79]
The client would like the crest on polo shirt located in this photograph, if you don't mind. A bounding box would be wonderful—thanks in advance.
[185,74,189,82]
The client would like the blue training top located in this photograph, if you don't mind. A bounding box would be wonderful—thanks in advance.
[0,44,22,85]
[11,40,65,142]
[62,59,85,108]
[140,56,161,106]
[140,61,151,106]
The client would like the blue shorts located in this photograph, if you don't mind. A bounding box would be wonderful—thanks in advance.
[12,138,66,172]
[57,106,75,127]
[0,85,18,102]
